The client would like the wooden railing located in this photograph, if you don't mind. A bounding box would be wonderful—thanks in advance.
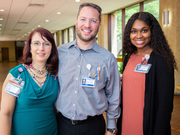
[176,86,180,90]
[116,58,123,62]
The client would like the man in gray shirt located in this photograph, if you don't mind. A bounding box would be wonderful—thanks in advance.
[55,2,121,135]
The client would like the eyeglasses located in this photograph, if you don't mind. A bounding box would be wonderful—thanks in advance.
[78,17,99,25]
[31,41,51,48]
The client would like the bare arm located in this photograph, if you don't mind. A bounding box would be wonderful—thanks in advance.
[105,131,113,135]
[0,73,16,135]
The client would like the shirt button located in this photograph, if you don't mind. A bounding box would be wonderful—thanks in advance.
[78,65,80,68]
[75,91,77,93]
[76,78,78,80]
[81,54,83,56]
[73,104,76,107]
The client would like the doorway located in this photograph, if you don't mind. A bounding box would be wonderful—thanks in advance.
[2,48,9,62]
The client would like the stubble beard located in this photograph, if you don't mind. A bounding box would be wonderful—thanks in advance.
[76,26,99,42]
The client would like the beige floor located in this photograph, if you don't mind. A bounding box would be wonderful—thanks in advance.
[0,61,180,134]
[0,61,18,103]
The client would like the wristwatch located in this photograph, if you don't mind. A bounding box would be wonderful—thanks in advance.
[107,128,118,134]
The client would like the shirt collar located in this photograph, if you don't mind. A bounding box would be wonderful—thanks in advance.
[67,40,77,48]
[67,39,100,53]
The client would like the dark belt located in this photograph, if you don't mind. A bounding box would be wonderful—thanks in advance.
[71,120,85,125]
[60,113,101,125]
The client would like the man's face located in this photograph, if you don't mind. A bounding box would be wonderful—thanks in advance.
[75,6,100,43]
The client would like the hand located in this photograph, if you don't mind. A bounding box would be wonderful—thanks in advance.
[105,130,114,135]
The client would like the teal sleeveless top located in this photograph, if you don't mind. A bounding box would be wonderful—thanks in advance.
[9,64,58,135]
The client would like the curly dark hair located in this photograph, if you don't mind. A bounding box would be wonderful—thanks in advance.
[123,12,177,70]
[19,27,59,75]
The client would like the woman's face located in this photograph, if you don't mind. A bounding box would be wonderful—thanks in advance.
[130,19,151,50]
[30,32,52,64]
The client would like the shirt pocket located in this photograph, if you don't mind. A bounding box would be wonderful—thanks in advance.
[81,65,106,94]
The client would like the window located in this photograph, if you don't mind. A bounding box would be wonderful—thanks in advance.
[69,27,75,42]
[125,4,140,24]
[144,0,159,21]
[111,10,122,58]
[111,4,140,58]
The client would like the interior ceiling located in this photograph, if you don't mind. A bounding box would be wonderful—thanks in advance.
[0,0,142,41]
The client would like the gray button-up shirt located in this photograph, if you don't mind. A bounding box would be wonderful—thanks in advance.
[55,39,121,128]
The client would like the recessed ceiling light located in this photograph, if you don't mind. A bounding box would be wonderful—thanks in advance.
[75,0,80,2]
[0,24,2,26]
[57,12,61,15]
[0,9,4,12]
[0,18,3,20]
[45,19,49,22]
[38,25,41,27]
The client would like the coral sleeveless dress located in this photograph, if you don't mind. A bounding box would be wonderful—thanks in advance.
[121,54,145,135]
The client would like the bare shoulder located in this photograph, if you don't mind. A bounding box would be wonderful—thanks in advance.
[1,73,16,115]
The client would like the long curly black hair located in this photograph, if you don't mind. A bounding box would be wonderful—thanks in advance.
[123,12,177,70]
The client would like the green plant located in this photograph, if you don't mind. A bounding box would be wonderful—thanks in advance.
[117,49,123,75]
[117,61,123,76]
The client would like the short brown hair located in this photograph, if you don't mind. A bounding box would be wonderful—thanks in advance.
[77,3,102,23]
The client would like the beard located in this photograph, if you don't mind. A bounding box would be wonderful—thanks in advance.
[76,25,99,42]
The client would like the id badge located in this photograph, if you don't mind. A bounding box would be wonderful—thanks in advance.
[81,77,95,87]
[5,76,25,97]
[134,64,152,73]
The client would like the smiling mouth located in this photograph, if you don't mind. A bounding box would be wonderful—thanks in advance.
[82,28,92,35]
[83,29,91,32]
[135,41,145,44]
[38,53,45,56]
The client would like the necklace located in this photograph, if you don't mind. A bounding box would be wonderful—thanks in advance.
[24,64,49,86]
[28,68,47,79]
[30,64,47,75]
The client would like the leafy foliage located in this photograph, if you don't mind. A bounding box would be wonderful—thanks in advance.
[144,0,159,21]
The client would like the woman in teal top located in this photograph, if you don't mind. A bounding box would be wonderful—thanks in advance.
[0,27,59,135]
